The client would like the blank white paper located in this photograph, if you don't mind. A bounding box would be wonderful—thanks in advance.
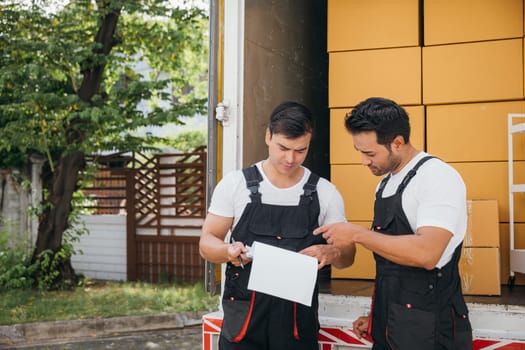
[247,241,318,306]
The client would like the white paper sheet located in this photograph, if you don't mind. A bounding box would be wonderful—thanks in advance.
[247,241,318,306]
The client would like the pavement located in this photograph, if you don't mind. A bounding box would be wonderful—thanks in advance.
[0,310,212,350]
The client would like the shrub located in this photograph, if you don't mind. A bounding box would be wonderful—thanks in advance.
[0,227,37,290]
[0,214,85,291]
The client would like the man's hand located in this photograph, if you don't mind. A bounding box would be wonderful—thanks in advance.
[352,316,369,339]
[313,222,365,246]
[300,244,341,269]
[228,240,250,267]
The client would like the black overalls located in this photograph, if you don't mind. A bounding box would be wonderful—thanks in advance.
[370,156,472,350]
[219,165,325,350]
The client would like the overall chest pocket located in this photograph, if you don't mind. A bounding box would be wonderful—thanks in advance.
[247,206,317,250]
[373,213,396,233]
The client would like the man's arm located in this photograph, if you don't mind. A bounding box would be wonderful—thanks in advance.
[355,225,452,269]
[199,213,247,267]
[314,223,451,270]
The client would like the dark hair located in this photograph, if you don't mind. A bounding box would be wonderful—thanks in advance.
[344,97,410,145]
[268,101,314,138]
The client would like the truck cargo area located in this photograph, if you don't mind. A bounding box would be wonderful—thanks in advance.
[205,1,525,348]
[203,280,525,350]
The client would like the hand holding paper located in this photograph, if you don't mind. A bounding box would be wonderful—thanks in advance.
[247,241,318,306]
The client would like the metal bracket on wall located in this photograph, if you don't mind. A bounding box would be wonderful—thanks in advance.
[215,100,231,126]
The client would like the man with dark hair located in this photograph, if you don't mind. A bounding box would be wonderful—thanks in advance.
[315,97,472,349]
[200,101,355,350]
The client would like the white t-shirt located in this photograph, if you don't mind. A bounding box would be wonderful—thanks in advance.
[208,161,346,229]
[379,152,467,268]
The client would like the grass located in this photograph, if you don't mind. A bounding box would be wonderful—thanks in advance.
[0,279,220,326]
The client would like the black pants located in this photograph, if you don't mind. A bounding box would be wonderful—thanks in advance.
[219,292,319,350]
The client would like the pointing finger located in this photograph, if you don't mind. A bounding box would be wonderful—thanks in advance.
[313,226,325,235]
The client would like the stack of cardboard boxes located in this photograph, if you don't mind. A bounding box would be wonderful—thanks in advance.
[327,0,525,291]
[459,200,501,295]
[328,0,424,281]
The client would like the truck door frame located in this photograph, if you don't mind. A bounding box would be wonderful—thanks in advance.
[205,0,245,295]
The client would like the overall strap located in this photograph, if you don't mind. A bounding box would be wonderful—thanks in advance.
[396,156,435,194]
[376,156,435,198]
[242,165,263,203]
[376,174,391,198]
[299,172,320,205]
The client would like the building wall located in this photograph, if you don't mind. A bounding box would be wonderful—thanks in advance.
[71,215,128,281]
[0,170,33,250]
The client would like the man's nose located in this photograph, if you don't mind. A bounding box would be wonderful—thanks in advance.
[361,154,372,166]
[286,151,295,163]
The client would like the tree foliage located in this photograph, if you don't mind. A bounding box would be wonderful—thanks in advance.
[168,128,206,152]
[0,0,208,289]
[0,0,208,166]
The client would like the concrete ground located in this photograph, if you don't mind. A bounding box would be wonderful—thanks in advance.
[1,327,202,350]
[0,311,211,350]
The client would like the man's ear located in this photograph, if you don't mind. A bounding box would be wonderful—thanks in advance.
[391,135,405,150]
[265,128,271,146]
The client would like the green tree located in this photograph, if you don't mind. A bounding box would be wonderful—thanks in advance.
[0,0,208,288]
[169,128,206,152]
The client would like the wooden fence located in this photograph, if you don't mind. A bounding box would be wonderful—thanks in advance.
[82,147,207,284]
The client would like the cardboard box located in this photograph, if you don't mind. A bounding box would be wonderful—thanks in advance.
[424,0,523,46]
[499,223,525,286]
[329,47,421,108]
[331,221,375,280]
[329,108,355,164]
[459,247,501,295]
[423,39,523,105]
[330,106,425,165]
[465,200,500,248]
[427,101,525,162]
[331,164,377,221]
[523,40,525,98]
[327,0,419,52]
[451,161,525,222]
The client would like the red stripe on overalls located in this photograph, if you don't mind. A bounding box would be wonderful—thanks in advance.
[294,302,300,340]
[232,291,256,343]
